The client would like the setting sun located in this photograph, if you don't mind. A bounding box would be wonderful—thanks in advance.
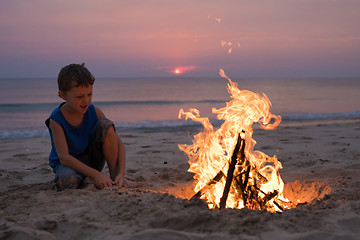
[171,65,197,75]
[173,68,182,75]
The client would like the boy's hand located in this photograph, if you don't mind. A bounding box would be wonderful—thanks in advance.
[93,172,114,189]
[114,176,137,188]
[114,175,125,187]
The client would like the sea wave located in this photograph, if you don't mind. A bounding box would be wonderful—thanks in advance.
[0,120,202,140]
[0,99,225,112]
[0,111,359,140]
[281,111,360,121]
[0,128,49,140]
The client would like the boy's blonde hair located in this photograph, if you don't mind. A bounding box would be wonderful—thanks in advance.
[57,63,95,93]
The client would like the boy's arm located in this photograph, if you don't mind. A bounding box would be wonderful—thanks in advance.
[49,119,114,189]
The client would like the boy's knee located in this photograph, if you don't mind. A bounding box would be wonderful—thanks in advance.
[92,118,115,144]
[55,165,83,191]
[105,125,117,142]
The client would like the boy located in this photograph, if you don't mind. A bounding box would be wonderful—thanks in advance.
[46,63,126,190]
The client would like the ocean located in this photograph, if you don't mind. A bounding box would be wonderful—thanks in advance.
[0,76,359,140]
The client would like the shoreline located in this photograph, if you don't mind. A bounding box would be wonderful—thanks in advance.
[0,119,359,239]
[1,115,359,141]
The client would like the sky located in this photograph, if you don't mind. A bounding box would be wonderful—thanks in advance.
[0,0,359,78]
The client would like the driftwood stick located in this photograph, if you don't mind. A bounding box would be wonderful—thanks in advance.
[220,131,245,209]
[242,165,251,206]
[191,171,225,200]
[273,200,284,212]
[243,166,250,189]
[253,185,284,211]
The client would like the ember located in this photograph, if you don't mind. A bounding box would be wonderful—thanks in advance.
[221,40,240,54]
[178,69,291,212]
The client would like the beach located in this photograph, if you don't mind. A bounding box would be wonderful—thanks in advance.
[1,118,359,240]
[2,0,360,238]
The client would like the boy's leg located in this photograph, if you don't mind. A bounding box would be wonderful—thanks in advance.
[102,123,119,179]
[88,118,117,178]
[54,164,85,191]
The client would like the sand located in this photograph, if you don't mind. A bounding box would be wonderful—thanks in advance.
[0,119,359,240]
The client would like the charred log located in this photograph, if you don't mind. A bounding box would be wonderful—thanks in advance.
[220,131,245,209]
[190,129,284,212]
[190,171,225,200]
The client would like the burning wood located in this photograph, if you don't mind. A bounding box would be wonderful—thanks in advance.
[179,69,290,212]
[191,130,284,211]
[220,132,245,209]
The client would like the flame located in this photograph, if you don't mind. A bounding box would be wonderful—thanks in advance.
[178,69,290,212]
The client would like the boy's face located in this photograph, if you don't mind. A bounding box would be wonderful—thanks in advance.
[59,83,93,114]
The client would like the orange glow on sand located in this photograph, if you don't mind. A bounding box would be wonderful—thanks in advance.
[171,66,197,75]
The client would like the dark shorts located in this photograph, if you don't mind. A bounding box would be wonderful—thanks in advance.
[54,118,114,191]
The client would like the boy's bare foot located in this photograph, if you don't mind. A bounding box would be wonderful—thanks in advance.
[123,179,140,188]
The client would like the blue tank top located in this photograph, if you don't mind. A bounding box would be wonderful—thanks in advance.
[45,103,98,170]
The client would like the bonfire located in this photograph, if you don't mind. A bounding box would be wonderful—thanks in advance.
[178,69,292,212]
